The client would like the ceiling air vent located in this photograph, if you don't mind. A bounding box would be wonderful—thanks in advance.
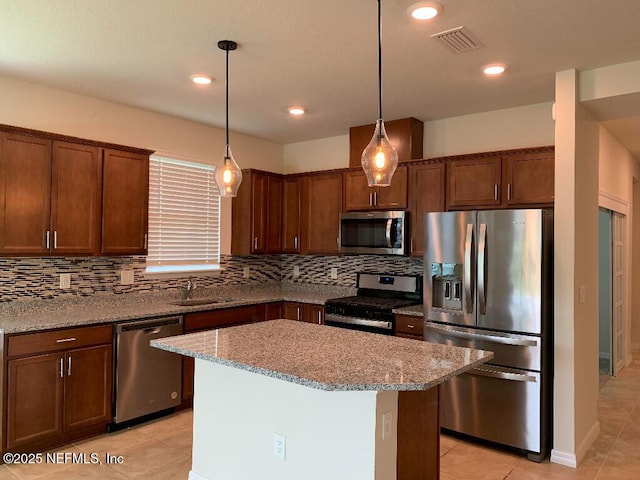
[431,26,483,54]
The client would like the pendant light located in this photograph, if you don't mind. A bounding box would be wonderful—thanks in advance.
[214,40,243,197]
[361,0,398,187]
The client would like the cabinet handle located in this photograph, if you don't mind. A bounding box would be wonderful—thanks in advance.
[53,231,58,249]
[369,192,373,206]
[67,356,72,376]
[254,237,258,250]
[407,324,415,329]
[317,311,322,324]
[294,236,298,250]
[296,307,301,321]
[56,337,77,343]
[374,191,378,206]
[144,233,148,249]
[508,183,512,200]
[494,185,498,201]
[45,230,50,249]
[410,238,414,253]
[59,357,64,378]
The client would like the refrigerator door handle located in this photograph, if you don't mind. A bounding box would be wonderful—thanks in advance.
[425,323,539,347]
[464,223,474,313]
[468,365,538,383]
[478,223,487,315]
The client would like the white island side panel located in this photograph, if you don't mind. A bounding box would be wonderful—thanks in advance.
[191,359,398,480]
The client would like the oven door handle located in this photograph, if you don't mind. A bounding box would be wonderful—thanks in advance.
[425,323,539,347]
[325,313,393,331]
[468,365,538,383]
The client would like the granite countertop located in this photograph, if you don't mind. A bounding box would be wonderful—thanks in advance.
[152,319,493,392]
[0,282,356,334]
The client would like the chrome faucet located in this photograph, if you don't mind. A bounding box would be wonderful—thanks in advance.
[183,278,197,299]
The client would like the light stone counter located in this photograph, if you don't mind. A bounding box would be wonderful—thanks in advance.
[0,283,355,334]
[152,319,492,391]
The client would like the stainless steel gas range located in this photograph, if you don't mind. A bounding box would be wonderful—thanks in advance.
[324,273,422,335]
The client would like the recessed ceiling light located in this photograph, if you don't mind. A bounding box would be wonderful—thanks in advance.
[190,74,213,85]
[287,106,306,116]
[483,63,508,76]
[407,2,443,20]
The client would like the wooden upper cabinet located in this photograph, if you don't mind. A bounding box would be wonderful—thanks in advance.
[301,171,342,254]
[504,150,555,206]
[101,149,149,255]
[231,170,283,255]
[282,177,301,253]
[51,142,101,255]
[349,117,423,167]
[447,156,502,209]
[409,163,445,257]
[0,133,52,255]
[343,166,408,211]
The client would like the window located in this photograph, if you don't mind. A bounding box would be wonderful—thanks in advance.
[146,155,220,274]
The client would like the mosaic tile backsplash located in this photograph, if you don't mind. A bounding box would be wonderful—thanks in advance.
[0,254,423,303]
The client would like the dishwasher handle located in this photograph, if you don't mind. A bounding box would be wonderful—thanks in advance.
[116,316,183,333]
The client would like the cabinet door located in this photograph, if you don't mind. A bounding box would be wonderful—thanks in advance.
[6,353,64,450]
[101,149,149,254]
[447,157,501,208]
[64,345,112,432]
[266,175,283,253]
[409,163,445,257]
[51,142,101,255]
[349,117,423,167]
[282,177,301,253]
[282,302,303,321]
[0,133,52,255]
[264,302,283,321]
[301,172,342,254]
[302,304,324,325]
[250,173,268,253]
[375,165,408,209]
[504,153,554,205]
[343,169,374,211]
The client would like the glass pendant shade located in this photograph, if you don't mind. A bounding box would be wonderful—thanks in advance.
[361,119,398,187]
[215,146,242,197]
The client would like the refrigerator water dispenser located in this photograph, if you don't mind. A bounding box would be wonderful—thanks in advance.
[431,263,463,311]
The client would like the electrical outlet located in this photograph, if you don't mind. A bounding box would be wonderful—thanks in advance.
[60,273,71,289]
[330,267,338,280]
[382,411,392,440]
[243,267,250,278]
[273,433,286,460]
[120,269,134,285]
[293,266,300,278]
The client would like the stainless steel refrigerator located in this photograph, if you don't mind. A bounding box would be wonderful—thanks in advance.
[423,209,553,462]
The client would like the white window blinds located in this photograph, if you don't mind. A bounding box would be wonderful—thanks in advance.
[147,155,220,273]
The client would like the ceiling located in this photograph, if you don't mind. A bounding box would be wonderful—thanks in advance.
[1,0,640,155]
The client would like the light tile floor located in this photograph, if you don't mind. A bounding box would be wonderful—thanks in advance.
[1,351,639,480]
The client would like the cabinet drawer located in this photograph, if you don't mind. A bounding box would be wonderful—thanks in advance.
[395,315,424,337]
[184,306,258,332]
[8,324,113,358]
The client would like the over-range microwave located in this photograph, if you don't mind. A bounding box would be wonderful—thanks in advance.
[338,211,408,255]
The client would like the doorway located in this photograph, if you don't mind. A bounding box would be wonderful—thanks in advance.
[598,208,626,387]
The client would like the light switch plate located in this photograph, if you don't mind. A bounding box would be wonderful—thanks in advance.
[293,266,300,278]
[330,267,338,280]
[243,267,250,278]
[273,433,286,460]
[121,269,134,285]
[382,411,392,440]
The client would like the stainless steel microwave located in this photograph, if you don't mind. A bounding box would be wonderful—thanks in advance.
[339,211,408,255]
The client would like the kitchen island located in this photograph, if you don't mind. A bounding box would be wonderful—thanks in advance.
[152,319,493,480]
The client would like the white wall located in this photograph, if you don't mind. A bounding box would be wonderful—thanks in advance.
[192,360,397,480]
[552,69,600,467]
[282,103,555,173]
[0,73,284,254]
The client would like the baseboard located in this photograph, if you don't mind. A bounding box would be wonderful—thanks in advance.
[189,471,208,480]
[551,420,600,468]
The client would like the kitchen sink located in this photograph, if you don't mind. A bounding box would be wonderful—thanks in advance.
[168,297,237,307]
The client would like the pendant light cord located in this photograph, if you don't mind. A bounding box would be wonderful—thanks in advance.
[377,0,382,121]
[225,46,230,159]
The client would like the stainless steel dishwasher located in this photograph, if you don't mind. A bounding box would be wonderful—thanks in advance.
[113,315,183,424]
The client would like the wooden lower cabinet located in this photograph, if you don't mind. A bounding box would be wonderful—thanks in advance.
[4,327,113,453]
[282,302,324,324]
[395,314,424,341]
